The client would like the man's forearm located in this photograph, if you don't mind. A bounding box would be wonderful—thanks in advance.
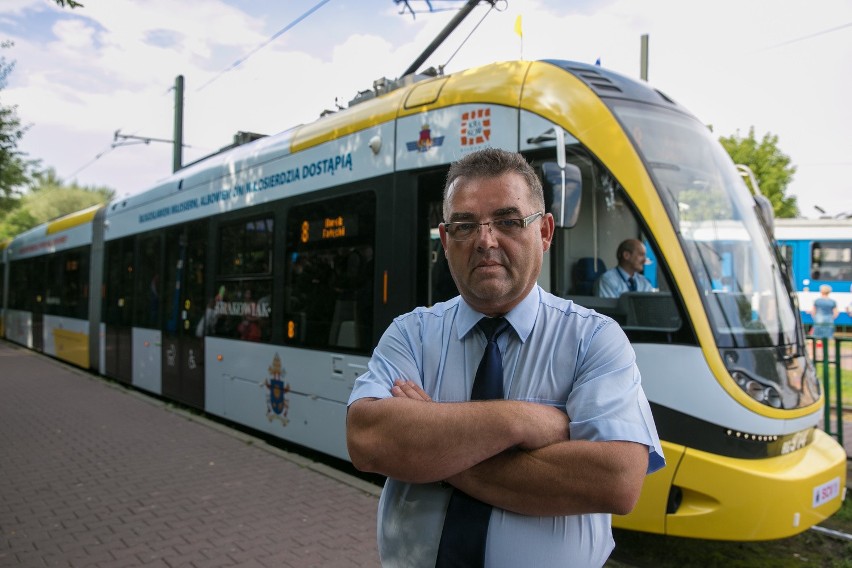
[447,440,649,516]
[347,396,538,483]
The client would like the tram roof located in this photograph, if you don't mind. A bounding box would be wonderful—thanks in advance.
[112,59,676,210]
[773,218,852,240]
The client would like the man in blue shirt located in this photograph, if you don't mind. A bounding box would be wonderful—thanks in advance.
[594,239,654,298]
[346,148,664,567]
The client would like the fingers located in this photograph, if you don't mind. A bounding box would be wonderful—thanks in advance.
[391,379,433,402]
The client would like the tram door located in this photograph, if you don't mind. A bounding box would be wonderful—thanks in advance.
[161,221,206,409]
[31,258,45,352]
[418,172,457,306]
[103,237,134,384]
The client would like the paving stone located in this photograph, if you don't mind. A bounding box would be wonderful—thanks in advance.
[0,341,381,567]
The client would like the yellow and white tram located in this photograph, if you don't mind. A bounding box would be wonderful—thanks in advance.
[1,58,846,540]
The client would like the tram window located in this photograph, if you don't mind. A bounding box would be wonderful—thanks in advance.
[61,248,88,319]
[205,279,272,342]
[9,258,41,311]
[8,260,23,310]
[810,241,852,281]
[103,238,134,327]
[284,192,376,351]
[134,235,162,329]
[208,217,272,342]
[220,217,273,276]
[45,254,64,315]
[551,154,684,338]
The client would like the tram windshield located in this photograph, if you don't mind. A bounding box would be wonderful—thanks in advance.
[613,103,799,349]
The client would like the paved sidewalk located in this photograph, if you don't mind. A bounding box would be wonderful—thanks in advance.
[0,341,381,568]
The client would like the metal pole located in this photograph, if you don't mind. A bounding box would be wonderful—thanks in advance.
[834,339,844,446]
[640,34,649,81]
[822,339,831,436]
[401,0,491,77]
[173,75,184,172]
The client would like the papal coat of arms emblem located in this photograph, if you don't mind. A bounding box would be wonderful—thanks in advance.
[263,353,290,425]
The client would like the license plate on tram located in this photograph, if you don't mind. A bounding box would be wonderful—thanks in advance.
[812,477,841,507]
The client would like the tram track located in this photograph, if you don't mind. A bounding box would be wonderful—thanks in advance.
[809,524,852,541]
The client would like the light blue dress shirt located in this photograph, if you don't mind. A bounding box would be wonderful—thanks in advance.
[348,285,665,568]
[594,266,653,298]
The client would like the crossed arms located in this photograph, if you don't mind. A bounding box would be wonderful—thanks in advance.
[346,380,649,517]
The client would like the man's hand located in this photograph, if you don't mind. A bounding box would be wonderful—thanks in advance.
[391,379,433,402]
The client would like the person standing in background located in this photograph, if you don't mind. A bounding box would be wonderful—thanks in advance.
[811,284,839,340]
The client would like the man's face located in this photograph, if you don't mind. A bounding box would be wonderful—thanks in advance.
[438,172,553,316]
[625,243,647,274]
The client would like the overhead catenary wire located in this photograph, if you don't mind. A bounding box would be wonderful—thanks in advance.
[195,0,333,93]
[395,0,473,18]
[759,21,852,51]
[66,3,331,182]
[439,0,504,71]
[65,83,184,182]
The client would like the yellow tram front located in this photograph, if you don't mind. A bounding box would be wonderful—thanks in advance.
[526,60,847,540]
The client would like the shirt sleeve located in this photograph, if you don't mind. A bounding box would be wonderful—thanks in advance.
[566,319,666,474]
[347,316,423,405]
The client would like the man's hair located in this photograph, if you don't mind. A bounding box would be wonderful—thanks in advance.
[443,148,544,218]
[617,239,639,262]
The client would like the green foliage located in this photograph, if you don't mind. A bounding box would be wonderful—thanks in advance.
[54,0,84,8]
[1,26,110,242]
[679,188,733,221]
[0,43,37,214]
[719,127,799,218]
[0,168,114,240]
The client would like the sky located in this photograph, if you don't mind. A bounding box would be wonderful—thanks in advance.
[1,0,851,218]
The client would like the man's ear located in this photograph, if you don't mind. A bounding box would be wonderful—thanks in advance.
[541,213,555,252]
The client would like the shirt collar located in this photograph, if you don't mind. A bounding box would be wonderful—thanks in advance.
[456,285,540,343]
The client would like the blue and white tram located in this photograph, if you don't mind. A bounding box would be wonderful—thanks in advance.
[775,218,852,328]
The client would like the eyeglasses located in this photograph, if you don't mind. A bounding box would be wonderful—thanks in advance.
[442,212,544,241]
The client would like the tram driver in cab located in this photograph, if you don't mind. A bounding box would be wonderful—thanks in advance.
[594,238,654,298]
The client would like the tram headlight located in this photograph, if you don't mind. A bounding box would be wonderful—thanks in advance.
[732,370,783,408]
[764,387,782,408]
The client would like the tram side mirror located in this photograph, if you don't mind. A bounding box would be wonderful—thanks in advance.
[541,162,582,228]
[753,193,775,238]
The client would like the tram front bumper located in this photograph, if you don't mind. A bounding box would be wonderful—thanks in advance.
[662,429,846,540]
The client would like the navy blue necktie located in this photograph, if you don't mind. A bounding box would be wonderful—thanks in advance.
[627,276,637,291]
[435,317,509,568]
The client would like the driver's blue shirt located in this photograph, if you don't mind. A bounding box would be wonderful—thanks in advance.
[594,266,653,298]
[348,286,665,568]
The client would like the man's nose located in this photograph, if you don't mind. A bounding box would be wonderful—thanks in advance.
[474,222,498,245]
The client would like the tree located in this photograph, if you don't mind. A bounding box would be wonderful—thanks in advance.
[719,127,799,218]
[54,0,84,8]
[0,41,35,216]
[0,169,114,240]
